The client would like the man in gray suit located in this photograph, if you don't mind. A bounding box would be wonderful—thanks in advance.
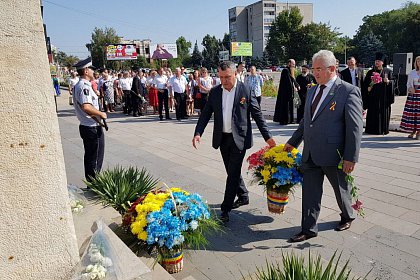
[193,61,276,223]
[284,50,363,242]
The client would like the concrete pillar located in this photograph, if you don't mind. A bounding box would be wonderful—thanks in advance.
[0,1,79,279]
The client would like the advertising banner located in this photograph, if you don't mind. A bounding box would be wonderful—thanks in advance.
[150,43,178,59]
[231,42,252,57]
[106,44,138,60]
[219,51,229,61]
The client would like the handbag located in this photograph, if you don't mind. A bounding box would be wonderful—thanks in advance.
[69,96,73,105]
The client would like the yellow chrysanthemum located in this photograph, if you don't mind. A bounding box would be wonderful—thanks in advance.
[138,231,147,241]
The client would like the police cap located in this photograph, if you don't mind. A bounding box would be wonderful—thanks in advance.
[73,57,96,70]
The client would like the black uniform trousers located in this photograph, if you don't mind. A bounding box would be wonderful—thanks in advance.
[174,91,187,120]
[79,125,105,182]
[158,89,170,119]
[220,133,248,213]
[131,92,141,116]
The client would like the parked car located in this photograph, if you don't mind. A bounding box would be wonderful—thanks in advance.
[338,64,348,72]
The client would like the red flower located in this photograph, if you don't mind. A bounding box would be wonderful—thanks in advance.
[247,146,269,170]
[352,199,363,211]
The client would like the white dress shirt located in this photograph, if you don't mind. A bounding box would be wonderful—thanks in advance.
[350,68,357,86]
[153,75,168,89]
[119,78,132,90]
[169,75,188,93]
[311,75,337,119]
[222,81,237,133]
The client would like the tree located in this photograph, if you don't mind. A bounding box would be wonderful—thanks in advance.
[299,22,341,62]
[221,33,230,52]
[167,36,192,68]
[202,34,220,70]
[265,7,303,64]
[54,50,79,68]
[191,40,203,68]
[353,2,420,59]
[87,27,120,69]
[356,32,384,66]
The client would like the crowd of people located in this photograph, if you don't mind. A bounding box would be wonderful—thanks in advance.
[67,63,272,122]
[273,53,420,139]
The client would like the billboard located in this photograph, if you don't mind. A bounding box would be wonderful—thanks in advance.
[231,42,252,57]
[106,44,138,60]
[150,43,178,59]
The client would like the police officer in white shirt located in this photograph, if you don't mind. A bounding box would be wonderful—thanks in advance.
[153,68,171,120]
[72,58,107,183]
[168,67,189,120]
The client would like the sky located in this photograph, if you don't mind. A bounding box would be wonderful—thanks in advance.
[42,0,416,59]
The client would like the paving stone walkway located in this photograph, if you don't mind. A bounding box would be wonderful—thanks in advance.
[58,91,420,280]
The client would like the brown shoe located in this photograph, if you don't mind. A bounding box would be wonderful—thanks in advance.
[288,231,317,243]
[335,220,352,231]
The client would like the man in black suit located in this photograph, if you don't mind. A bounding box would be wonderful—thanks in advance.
[340,57,364,89]
[192,61,276,222]
[131,69,144,117]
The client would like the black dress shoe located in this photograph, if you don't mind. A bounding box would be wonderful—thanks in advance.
[288,231,317,243]
[232,198,249,209]
[335,220,353,231]
[159,116,163,121]
[166,117,172,120]
[220,211,229,223]
[133,114,139,117]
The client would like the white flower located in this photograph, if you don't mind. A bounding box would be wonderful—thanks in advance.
[190,220,199,230]
[90,252,104,263]
[102,257,113,267]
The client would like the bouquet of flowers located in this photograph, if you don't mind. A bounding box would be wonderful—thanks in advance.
[122,187,221,273]
[68,184,86,214]
[71,220,117,280]
[369,72,382,89]
[247,144,303,214]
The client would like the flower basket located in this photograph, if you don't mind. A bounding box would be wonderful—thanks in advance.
[122,187,222,274]
[266,188,290,214]
[159,247,184,274]
[247,144,303,214]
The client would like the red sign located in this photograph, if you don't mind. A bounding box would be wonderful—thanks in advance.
[106,44,137,60]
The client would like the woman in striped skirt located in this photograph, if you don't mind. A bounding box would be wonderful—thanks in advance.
[400,56,420,139]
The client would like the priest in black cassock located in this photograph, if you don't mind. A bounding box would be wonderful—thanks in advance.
[362,52,394,135]
[295,65,316,123]
[273,59,299,125]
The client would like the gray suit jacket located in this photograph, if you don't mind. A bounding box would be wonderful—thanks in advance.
[287,77,363,166]
[194,81,272,150]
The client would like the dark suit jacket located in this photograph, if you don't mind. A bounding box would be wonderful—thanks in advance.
[131,76,142,96]
[194,81,272,150]
[340,68,363,89]
[287,77,363,166]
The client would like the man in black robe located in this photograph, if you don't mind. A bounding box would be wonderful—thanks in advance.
[295,65,316,123]
[273,59,298,125]
[362,52,394,135]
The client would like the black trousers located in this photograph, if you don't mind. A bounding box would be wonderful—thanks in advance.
[158,89,170,119]
[220,133,248,212]
[131,92,142,116]
[123,90,132,114]
[174,91,186,120]
[200,93,208,111]
[79,125,105,182]
[256,96,261,106]
[296,94,306,123]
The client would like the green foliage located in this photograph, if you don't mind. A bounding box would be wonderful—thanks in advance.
[183,216,224,250]
[352,2,420,63]
[249,251,370,280]
[262,80,278,97]
[191,40,203,67]
[87,27,120,69]
[221,33,231,52]
[202,34,220,70]
[55,50,79,68]
[266,7,303,64]
[266,7,340,64]
[356,32,384,66]
[85,166,159,215]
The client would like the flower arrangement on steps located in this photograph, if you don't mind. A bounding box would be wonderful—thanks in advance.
[86,166,222,274]
[247,144,303,214]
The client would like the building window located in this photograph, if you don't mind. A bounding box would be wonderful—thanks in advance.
[264,3,276,8]
[264,18,274,23]
[264,26,271,31]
